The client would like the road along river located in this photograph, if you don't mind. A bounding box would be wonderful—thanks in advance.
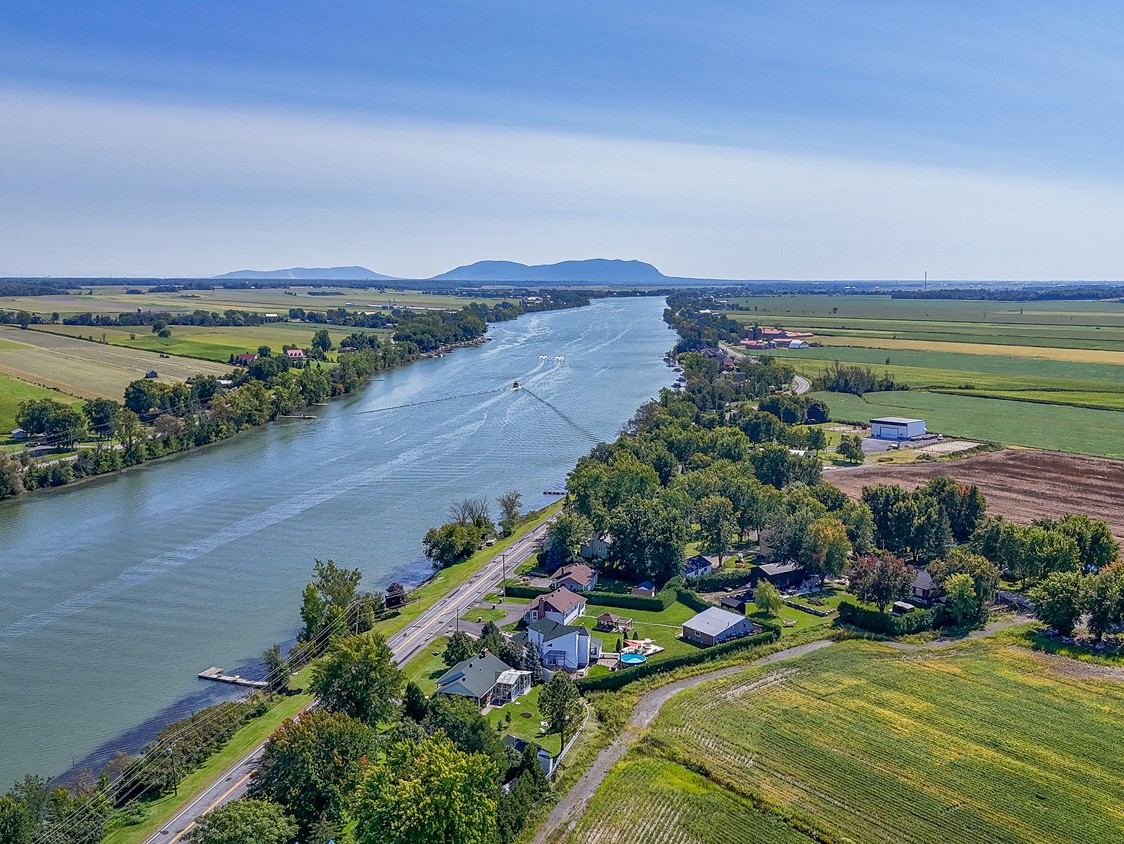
[0,296,675,786]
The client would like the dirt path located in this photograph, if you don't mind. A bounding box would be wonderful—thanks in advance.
[883,612,1035,652]
[532,639,835,844]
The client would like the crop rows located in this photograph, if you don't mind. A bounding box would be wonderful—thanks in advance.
[639,641,1124,844]
[564,756,808,844]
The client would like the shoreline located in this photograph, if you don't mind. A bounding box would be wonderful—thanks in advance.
[1,331,496,506]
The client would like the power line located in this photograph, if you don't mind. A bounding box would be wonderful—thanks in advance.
[33,595,372,843]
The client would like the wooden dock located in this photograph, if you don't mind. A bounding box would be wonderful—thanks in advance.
[197,666,268,689]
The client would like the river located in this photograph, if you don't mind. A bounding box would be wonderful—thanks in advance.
[0,296,675,786]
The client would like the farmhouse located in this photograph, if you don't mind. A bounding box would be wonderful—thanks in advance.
[524,587,586,625]
[285,348,305,360]
[682,607,757,647]
[524,618,601,670]
[234,352,257,365]
[551,563,599,592]
[434,651,531,709]
[912,569,935,606]
[753,561,807,590]
[870,416,927,440]
[580,533,612,560]
[684,553,719,579]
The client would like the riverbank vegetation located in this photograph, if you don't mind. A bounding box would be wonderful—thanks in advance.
[0,293,591,501]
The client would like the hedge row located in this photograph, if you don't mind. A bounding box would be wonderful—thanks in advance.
[837,601,938,635]
[576,629,780,692]
[502,582,679,612]
[674,588,713,614]
[784,599,833,618]
[694,569,758,591]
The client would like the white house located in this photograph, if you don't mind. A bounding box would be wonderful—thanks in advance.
[524,587,586,626]
[681,607,757,647]
[580,533,612,560]
[683,553,719,579]
[870,417,926,440]
[525,618,602,670]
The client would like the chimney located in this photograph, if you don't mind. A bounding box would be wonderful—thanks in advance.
[480,648,490,658]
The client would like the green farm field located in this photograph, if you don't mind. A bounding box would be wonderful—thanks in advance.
[0,325,231,400]
[33,323,386,363]
[0,286,507,317]
[566,640,1124,844]
[0,371,80,432]
[816,389,1124,458]
[770,346,1124,410]
[726,294,1124,350]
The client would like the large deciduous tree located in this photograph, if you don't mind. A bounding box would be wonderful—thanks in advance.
[538,672,583,750]
[849,553,913,612]
[1030,571,1084,637]
[697,494,737,564]
[184,799,298,844]
[353,734,498,844]
[250,709,377,838]
[310,633,402,725]
[607,494,689,584]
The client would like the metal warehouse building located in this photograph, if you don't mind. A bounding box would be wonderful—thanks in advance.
[870,416,927,440]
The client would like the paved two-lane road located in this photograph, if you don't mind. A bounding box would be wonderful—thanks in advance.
[145,519,554,844]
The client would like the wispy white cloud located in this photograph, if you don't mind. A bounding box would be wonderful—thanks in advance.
[1,87,1122,279]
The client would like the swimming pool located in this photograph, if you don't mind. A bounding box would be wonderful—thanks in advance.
[619,653,647,665]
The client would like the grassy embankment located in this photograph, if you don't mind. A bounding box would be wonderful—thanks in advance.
[564,638,1124,843]
[103,500,562,844]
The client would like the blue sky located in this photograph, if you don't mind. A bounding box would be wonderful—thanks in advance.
[2,2,1123,278]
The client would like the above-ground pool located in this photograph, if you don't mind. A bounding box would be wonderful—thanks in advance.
[619,653,647,665]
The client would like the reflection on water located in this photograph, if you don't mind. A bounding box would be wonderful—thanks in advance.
[0,297,674,784]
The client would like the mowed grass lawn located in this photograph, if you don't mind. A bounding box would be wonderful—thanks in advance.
[37,323,387,364]
[0,371,80,431]
[566,640,1124,844]
[817,389,1124,458]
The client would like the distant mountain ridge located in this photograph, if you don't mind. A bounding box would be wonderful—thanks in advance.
[213,258,671,283]
[431,258,666,283]
[213,266,396,280]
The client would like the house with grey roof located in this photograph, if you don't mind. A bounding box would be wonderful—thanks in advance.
[681,607,758,647]
[525,618,601,671]
[434,650,531,709]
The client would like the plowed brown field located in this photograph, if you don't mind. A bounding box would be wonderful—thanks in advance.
[828,449,1124,542]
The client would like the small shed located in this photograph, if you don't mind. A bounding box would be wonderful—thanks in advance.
[870,417,926,440]
[911,570,934,606]
[144,370,158,379]
[892,601,917,615]
[631,581,657,597]
[10,428,28,440]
